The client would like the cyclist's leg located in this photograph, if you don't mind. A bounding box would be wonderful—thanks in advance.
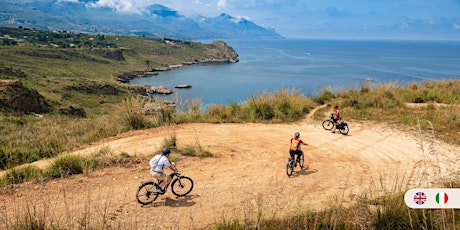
[156,173,168,188]
[151,171,167,192]
[296,150,303,163]
[296,151,303,162]
[289,150,295,160]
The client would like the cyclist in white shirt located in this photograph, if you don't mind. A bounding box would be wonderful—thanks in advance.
[150,148,178,193]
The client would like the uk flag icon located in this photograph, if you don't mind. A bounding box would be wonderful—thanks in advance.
[414,192,427,205]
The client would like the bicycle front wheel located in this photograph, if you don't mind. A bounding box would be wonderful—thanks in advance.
[322,120,333,130]
[136,181,159,205]
[286,158,294,177]
[171,176,194,197]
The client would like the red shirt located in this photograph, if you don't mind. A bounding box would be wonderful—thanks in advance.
[333,108,340,119]
[290,137,304,151]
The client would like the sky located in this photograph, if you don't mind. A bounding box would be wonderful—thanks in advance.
[77,0,460,39]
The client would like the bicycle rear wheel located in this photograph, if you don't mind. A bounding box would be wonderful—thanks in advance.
[286,158,294,177]
[338,124,349,135]
[322,120,333,130]
[171,176,194,197]
[136,181,159,205]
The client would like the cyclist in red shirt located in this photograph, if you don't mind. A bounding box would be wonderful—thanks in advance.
[289,132,308,165]
[332,105,340,133]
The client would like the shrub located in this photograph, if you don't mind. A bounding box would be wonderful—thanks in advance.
[0,165,42,186]
[177,146,213,158]
[315,88,334,104]
[43,154,87,178]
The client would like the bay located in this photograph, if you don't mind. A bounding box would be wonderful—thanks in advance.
[130,39,460,106]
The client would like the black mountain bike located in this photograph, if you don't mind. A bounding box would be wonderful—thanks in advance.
[136,163,194,205]
[322,113,349,135]
[286,153,304,177]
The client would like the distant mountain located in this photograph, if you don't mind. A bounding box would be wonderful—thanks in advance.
[196,13,282,39]
[0,0,283,40]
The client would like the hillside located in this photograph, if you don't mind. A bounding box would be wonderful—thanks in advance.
[0,26,240,171]
[0,109,458,229]
[0,26,238,114]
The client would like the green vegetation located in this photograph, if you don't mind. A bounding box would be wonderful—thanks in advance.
[316,80,460,143]
[0,26,234,169]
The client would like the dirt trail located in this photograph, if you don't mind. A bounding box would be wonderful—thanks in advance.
[0,112,459,229]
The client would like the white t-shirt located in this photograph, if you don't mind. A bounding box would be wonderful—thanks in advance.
[151,155,171,173]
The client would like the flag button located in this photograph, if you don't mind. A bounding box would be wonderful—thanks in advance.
[405,188,460,209]
[435,192,448,204]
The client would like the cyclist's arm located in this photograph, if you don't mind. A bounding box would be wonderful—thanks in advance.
[168,165,178,173]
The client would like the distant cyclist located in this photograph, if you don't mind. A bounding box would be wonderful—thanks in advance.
[149,148,178,193]
[289,132,308,165]
[332,105,340,133]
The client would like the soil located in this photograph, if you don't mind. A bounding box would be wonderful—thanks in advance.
[0,108,459,229]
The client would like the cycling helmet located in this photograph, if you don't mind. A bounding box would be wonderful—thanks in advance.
[162,148,171,155]
[294,132,300,138]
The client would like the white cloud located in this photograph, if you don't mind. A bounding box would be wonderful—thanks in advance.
[57,0,79,2]
[231,15,251,23]
[217,0,227,10]
[87,0,140,13]
[454,23,460,30]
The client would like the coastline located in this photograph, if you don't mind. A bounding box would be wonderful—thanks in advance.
[113,58,238,84]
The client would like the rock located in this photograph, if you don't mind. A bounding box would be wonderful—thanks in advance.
[0,80,51,114]
[142,100,176,115]
[148,86,173,94]
[175,84,192,89]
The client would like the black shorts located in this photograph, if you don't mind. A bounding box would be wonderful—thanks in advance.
[289,150,303,158]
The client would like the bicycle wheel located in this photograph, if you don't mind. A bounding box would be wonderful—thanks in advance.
[171,176,194,197]
[286,158,294,177]
[338,124,349,135]
[299,154,305,169]
[136,181,159,205]
[322,120,333,130]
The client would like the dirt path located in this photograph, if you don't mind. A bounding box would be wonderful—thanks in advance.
[0,113,459,229]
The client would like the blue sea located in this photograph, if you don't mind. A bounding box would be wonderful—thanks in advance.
[130,39,460,106]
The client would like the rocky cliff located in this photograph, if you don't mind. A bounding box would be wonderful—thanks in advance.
[0,80,50,114]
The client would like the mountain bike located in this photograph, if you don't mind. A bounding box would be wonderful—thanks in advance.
[286,152,304,177]
[136,163,194,205]
[322,113,349,135]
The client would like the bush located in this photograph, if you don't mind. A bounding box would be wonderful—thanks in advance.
[315,88,334,104]
[177,146,213,158]
[0,165,42,186]
[43,154,87,178]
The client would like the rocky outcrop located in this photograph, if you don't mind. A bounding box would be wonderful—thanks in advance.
[203,40,239,63]
[114,71,159,83]
[142,100,176,115]
[148,86,173,95]
[58,106,87,118]
[90,48,125,61]
[64,83,119,95]
[0,80,51,114]
[136,85,173,96]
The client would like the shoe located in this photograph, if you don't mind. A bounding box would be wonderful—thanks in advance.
[332,131,335,133]
[155,185,163,194]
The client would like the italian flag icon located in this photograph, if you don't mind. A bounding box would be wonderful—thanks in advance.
[435,192,448,204]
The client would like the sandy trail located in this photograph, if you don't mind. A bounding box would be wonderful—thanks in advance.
[0,114,458,229]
